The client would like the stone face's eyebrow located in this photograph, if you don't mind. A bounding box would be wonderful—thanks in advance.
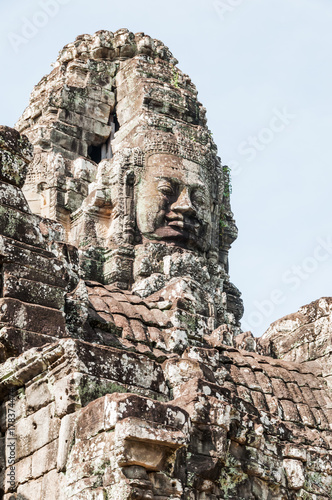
[192,184,208,191]
[155,176,181,184]
[155,176,207,190]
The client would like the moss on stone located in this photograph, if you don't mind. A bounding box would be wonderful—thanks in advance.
[219,453,249,499]
[79,379,128,407]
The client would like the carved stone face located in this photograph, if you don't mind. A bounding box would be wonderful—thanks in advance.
[136,153,213,252]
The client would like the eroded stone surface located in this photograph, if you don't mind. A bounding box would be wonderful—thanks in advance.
[0,29,331,500]
[259,297,332,389]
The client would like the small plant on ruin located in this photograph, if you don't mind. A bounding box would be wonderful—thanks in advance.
[223,165,232,198]
[171,66,180,88]
[219,207,228,236]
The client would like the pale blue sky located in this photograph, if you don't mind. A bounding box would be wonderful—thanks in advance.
[1,0,331,336]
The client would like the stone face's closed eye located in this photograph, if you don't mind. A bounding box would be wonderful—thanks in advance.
[191,189,205,206]
[157,181,175,196]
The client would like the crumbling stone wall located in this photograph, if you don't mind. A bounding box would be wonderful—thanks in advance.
[0,30,331,500]
[259,297,332,390]
[2,308,332,498]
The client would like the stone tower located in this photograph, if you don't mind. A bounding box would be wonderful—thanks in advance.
[15,28,243,337]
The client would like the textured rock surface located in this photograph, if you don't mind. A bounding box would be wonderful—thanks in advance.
[0,127,80,363]
[0,29,331,500]
[259,297,332,389]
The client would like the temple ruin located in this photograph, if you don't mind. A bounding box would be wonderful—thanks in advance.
[0,29,331,499]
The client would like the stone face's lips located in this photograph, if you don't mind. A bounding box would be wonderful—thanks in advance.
[166,216,201,232]
[167,220,184,229]
[155,219,201,242]
[155,225,187,239]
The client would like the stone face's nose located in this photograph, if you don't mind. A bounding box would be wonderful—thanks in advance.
[170,187,196,217]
